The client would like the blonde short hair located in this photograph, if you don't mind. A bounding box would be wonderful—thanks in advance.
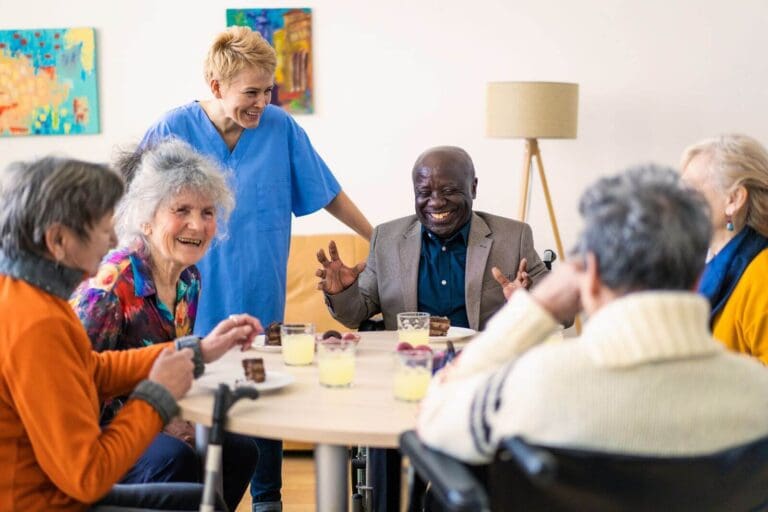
[681,134,768,236]
[203,26,277,84]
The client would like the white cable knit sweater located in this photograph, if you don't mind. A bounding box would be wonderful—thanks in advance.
[418,291,768,464]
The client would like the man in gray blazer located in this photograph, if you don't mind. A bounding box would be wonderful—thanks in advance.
[316,145,548,332]
[315,145,550,512]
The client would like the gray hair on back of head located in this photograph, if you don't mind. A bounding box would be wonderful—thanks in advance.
[574,164,712,292]
[0,156,124,259]
[115,138,235,248]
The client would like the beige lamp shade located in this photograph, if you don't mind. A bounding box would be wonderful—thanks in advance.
[486,81,579,139]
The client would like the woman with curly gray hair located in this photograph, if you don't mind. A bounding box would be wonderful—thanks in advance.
[70,138,258,510]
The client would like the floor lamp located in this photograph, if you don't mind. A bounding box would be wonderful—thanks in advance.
[486,81,579,264]
[487,82,580,334]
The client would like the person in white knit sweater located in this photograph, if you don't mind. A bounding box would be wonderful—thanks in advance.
[418,164,768,464]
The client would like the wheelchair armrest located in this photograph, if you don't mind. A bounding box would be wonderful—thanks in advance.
[499,436,557,485]
[399,430,489,512]
[542,249,557,270]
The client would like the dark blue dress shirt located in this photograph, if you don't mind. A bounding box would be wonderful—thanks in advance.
[417,220,471,328]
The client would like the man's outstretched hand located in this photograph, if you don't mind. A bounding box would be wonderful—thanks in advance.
[316,240,366,295]
[492,258,531,300]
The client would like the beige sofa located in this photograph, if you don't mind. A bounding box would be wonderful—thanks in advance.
[283,233,369,450]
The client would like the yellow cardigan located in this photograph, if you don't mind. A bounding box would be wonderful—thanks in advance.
[0,275,168,511]
[712,248,768,364]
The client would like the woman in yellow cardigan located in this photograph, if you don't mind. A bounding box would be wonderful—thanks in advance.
[681,134,768,363]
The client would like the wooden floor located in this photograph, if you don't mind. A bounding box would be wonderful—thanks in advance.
[236,452,316,512]
[235,450,411,511]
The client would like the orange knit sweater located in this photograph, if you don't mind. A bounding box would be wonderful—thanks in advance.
[0,275,169,511]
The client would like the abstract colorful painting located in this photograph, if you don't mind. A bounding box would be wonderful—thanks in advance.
[227,8,313,114]
[0,27,99,137]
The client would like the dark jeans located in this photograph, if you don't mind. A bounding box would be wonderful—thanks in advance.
[121,431,258,511]
[250,437,283,505]
[92,482,226,511]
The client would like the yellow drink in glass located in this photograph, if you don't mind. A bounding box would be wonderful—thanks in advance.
[393,367,431,401]
[394,349,433,402]
[281,323,315,366]
[318,350,355,387]
[398,328,429,345]
[397,312,431,346]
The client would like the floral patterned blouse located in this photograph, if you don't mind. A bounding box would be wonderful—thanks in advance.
[70,243,201,352]
[70,243,201,424]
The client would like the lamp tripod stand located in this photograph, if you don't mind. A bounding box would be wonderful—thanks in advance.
[517,138,582,333]
[518,138,581,334]
[517,138,566,263]
[486,81,579,331]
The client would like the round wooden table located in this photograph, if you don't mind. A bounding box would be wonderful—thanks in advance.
[179,331,453,511]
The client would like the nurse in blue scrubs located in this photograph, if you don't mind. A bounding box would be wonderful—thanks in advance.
[140,25,373,512]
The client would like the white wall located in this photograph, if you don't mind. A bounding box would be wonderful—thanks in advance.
[2,0,768,255]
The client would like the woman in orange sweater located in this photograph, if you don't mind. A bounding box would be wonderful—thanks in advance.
[681,134,768,363]
[0,156,261,511]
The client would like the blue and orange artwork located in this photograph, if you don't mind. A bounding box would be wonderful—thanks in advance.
[227,8,313,114]
[0,27,99,137]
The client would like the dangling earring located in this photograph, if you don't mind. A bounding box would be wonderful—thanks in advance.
[726,215,734,232]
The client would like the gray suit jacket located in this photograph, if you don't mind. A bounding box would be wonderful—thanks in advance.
[325,211,548,331]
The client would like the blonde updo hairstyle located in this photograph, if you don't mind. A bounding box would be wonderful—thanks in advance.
[203,26,277,85]
[681,134,768,237]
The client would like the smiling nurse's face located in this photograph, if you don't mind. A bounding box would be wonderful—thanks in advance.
[214,66,275,130]
[413,149,477,239]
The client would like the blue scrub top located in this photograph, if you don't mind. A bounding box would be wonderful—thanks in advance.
[140,102,341,333]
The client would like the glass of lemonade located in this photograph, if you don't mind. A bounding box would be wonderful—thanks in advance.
[281,323,315,366]
[393,350,433,402]
[317,340,356,387]
[397,312,430,345]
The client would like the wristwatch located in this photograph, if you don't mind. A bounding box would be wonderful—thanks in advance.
[174,335,205,378]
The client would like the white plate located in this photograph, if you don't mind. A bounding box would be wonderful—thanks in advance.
[251,334,281,353]
[429,326,477,343]
[197,370,295,393]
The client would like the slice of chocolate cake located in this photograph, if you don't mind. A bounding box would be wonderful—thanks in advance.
[265,321,282,346]
[242,358,266,383]
[429,316,450,337]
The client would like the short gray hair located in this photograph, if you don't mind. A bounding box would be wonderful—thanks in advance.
[115,138,235,248]
[574,164,711,292]
[0,157,123,259]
